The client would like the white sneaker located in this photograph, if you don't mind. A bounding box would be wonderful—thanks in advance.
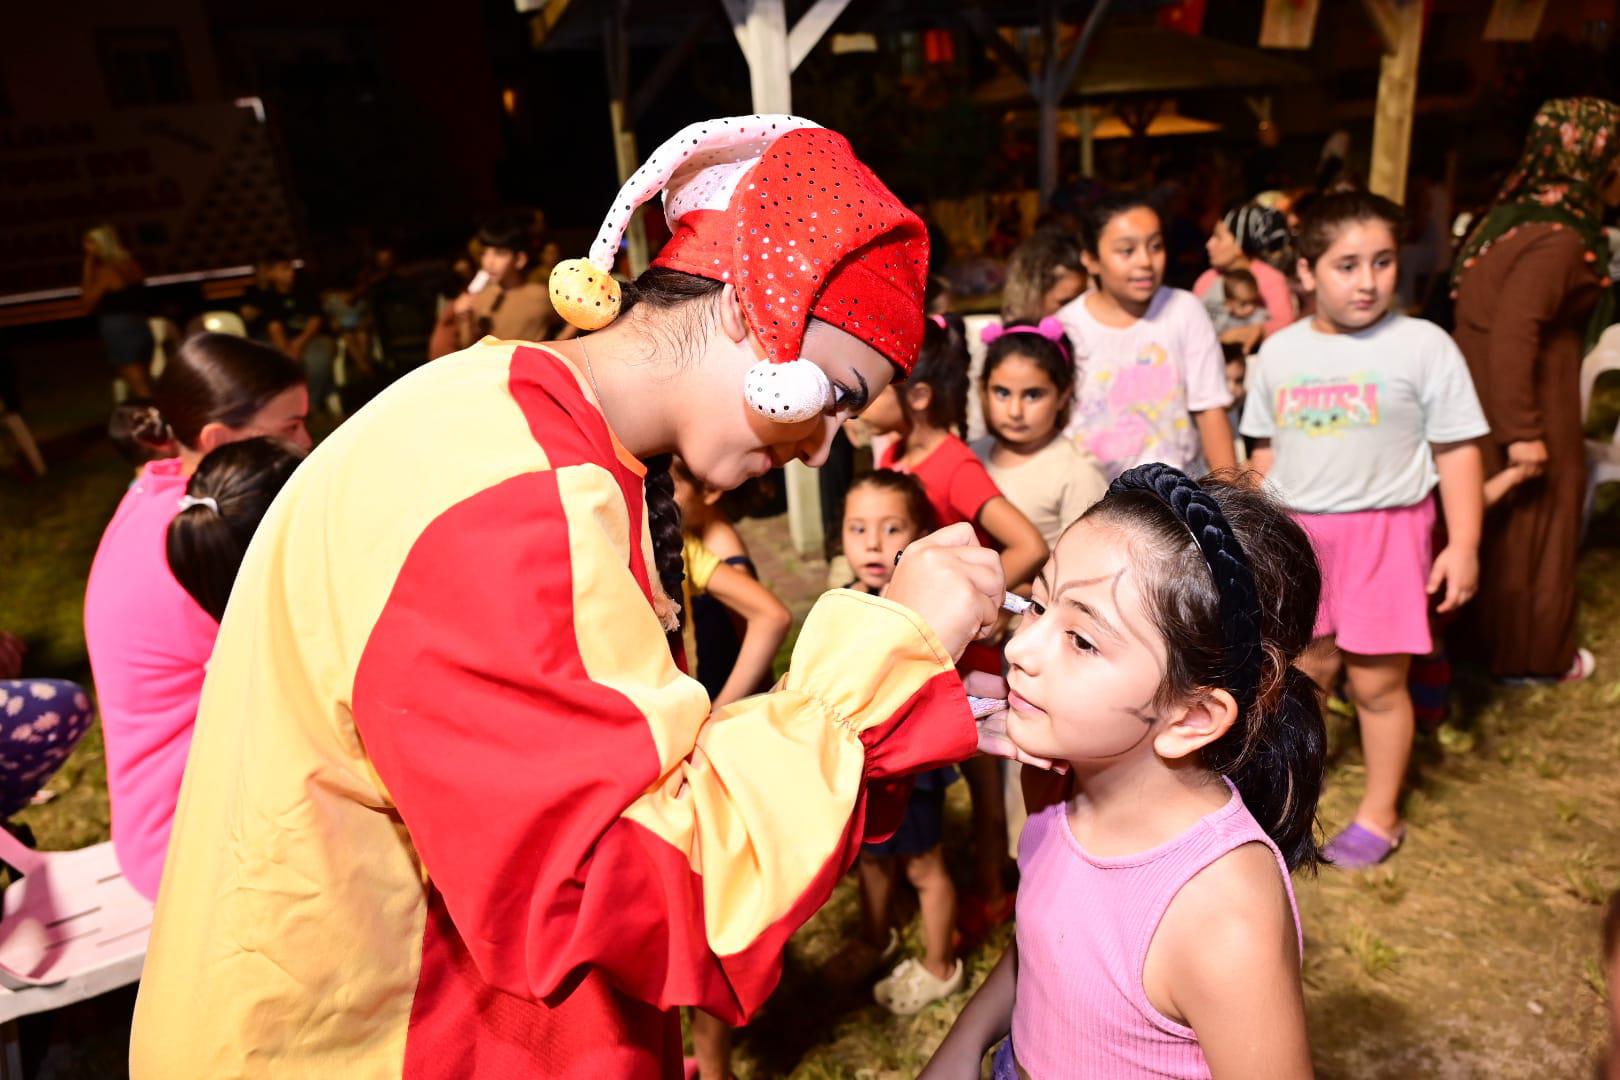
[872,956,964,1016]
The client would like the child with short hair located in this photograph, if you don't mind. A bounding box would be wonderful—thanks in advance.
[1060,194,1236,479]
[1212,268,1268,337]
[838,470,965,1014]
[926,465,1325,1079]
[864,316,1048,586]
[1242,191,1488,869]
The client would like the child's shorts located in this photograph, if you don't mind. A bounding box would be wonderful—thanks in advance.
[864,767,956,858]
[1294,497,1435,657]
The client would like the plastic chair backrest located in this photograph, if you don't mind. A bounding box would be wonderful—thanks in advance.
[200,310,248,337]
[1579,324,1620,428]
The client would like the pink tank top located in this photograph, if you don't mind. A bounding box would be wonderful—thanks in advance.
[1010,780,1301,1079]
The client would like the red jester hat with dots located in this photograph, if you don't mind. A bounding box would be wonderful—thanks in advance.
[549,115,929,423]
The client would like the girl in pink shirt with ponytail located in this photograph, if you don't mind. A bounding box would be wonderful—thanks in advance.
[926,464,1323,1080]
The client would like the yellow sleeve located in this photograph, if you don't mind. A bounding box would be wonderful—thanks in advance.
[682,534,722,596]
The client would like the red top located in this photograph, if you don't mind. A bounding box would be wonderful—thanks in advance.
[880,433,1002,548]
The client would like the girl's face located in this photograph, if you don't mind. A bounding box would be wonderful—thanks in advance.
[1299,218,1397,333]
[841,486,919,591]
[1083,208,1165,308]
[678,318,897,492]
[1205,220,1242,270]
[858,382,906,437]
[983,353,1064,450]
[1041,267,1086,315]
[1002,519,1171,764]
[241,385,313,451]
[670,468,703,522]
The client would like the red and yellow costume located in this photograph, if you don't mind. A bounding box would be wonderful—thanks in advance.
[131,118,969,1077]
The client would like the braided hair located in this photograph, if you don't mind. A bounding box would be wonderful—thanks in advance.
[1086,465,1326,871]
[614,267,732,624]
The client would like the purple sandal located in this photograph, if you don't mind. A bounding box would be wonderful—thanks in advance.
[1324,822,1404,870]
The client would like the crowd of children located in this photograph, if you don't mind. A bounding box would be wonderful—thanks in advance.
[37,101,1620,1077]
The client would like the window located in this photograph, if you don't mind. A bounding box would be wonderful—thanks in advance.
[98,27,191,107]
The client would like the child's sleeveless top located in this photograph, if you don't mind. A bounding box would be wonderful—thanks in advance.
[1010,780,1301,1079]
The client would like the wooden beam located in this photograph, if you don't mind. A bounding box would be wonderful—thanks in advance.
[723,0,821,555]
[1364,0,1423,205]
[1258,0,1320,50]
[960,6,1035,95]
[727,0,793,113]
[1483,0,1549,42]
[1035,0,1112,203]
[1356,0,1401,55]
[631,9,712,120]
[604,1,649,275]
[720,0,749,52]
[788,0,854,72]
[528,0,574,50]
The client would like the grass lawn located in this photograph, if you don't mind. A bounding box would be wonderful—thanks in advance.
[3,355,1619,1076]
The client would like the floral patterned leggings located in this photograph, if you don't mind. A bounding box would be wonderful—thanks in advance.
[0,680,94,818]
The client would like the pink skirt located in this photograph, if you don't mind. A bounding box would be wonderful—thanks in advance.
[1293,497,1436,657]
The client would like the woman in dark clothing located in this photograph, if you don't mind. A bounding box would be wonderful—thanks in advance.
[1451,97,1620,680]
[82,224,154,398]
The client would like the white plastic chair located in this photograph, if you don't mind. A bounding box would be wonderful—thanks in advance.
[1580,324,1620,539]
[199,310,248,337]
[0,830,151,1076]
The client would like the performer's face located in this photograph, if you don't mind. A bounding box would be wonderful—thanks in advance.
[679,302,896,492]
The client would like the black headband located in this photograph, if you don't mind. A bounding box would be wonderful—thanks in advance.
[1108,463,1264,718]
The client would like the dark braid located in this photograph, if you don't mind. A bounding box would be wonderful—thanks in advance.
[1108,463,1264,720]
[642,454,686,626]
[1085,465,1326,871]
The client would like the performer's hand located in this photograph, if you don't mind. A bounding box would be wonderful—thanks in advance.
[963,671,1064,772]
[886,522,1002,661]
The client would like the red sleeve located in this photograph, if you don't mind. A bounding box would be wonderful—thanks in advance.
[1192,269,1217,298]
[947,444,1004,528]
[350,466,974,1024]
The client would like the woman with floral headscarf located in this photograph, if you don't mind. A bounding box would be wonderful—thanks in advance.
[1452,97,1620,681]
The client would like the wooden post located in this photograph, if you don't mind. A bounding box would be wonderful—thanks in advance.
[604,2,649,274]
[1078,105,1096,178]
[722,0,818,555]
[1258,0,1321,49]
[1361,0,1423,205]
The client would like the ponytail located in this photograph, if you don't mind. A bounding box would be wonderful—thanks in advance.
[108,399,177,465]
[1202,662,1326,871]
[166,437,304,621]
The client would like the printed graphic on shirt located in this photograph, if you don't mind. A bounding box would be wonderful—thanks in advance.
[1273,373,1382,436]
[1078,344,1190,467]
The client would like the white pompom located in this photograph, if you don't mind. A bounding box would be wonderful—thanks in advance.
[744,359,830,424]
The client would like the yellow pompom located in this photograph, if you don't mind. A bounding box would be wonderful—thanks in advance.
[549,258,622,331]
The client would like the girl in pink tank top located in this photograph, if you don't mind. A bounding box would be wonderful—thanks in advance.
[926,464,1326,1079]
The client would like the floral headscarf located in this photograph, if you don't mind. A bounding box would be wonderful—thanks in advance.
[1453,97,1620,347]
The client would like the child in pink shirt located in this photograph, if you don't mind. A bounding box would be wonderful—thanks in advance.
[926,466,1323,1079]
[1059,194,1236,480]
[84,334,309,898]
